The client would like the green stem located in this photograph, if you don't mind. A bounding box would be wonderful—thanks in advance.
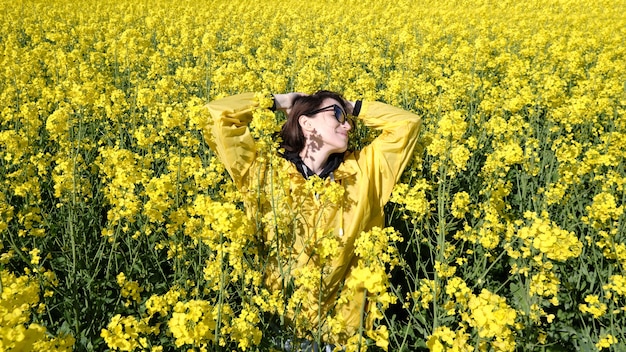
[357,289,368,350]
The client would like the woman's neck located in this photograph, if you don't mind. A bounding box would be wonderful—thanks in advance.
[299,148,328,175]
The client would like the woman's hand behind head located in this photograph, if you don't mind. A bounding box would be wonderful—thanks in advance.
[273,92,308,114]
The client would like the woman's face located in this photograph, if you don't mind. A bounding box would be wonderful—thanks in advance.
[302,98,352,154]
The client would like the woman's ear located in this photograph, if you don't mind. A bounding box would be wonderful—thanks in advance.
[299,115,312,131]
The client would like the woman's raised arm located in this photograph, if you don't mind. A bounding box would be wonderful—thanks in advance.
[204,93,260,189]
[354,101,422,206]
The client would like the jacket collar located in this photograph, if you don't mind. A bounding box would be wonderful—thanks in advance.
[281,151,356,180]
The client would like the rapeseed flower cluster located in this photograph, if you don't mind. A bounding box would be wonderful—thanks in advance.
[168,300,216,348]
[117,272,144,306]
[426,326,472,352]
[1,270,74,351]
[391,179,432,222]
[465,290,517,351]
[101,314,157,351]
[2,0,626,350]
[423,277,519,351]
[513,211,582,262]
[597,334,619,350]
[579,295,608,319]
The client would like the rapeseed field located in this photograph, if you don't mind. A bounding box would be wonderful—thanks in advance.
[1,0,625,350]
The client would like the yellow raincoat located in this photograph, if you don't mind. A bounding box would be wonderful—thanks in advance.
[204,92,421,340]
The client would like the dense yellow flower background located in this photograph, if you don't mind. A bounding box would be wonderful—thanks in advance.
[1,0,625,350]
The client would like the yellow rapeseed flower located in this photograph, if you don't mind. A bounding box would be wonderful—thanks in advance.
[579,294,607,319]
[596,334,618,350]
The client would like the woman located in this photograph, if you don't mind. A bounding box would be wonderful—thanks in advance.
[204,90,421,345]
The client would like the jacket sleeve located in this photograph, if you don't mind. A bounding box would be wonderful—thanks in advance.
[203,92,259,190]
[356,101,422,206]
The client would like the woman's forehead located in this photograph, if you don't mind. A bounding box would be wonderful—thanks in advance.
[320,97,341,107]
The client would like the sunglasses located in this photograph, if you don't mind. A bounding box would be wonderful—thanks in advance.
[305,104,348,124]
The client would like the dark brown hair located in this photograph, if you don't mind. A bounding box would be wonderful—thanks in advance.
[279,90,348,154]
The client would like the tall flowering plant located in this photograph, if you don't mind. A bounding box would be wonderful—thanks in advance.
[1,0,625,351]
